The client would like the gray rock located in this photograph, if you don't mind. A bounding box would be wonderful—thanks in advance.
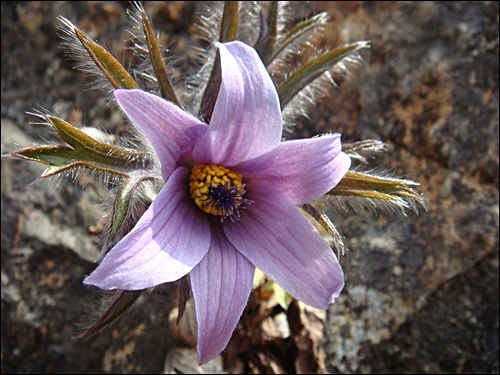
[1,1,498,373]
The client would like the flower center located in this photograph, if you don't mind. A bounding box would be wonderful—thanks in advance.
[189,164,253,222]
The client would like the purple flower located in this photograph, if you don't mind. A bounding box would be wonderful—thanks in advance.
[84,41,351,364]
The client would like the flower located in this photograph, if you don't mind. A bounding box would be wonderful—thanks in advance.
[83,41,351,364]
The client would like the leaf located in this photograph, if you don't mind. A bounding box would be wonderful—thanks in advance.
[72,26,139,89]
[265,12,329,66]
[301,203,346,257]
[200,1,238,124]
[108,175,153,247]
[278,42,368,109]
[200,51,222,124]
[80,290,143,339]
[254,1,279,65]
[342,139,387,163]
[200,1,239,122]
[140,8,179,105]
[12,116,150,178]
[329,171,426,208]
[219,1,239,42]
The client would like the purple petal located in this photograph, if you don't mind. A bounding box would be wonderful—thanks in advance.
[114,90,207,179]
[84,167,210,290]
[190,220,254,364]
[192,41,282,167]
[247,134,351,205]
[224,187,344,309]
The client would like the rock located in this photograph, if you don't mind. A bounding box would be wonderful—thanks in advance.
[304,2,498,373]
[1,1,498,373]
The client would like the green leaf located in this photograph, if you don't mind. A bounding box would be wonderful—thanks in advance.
[301,203,346,257]
[342,139,387,163]
[329,171,425,205]
[12,116,150,178]
[254,1,279,65]
[72,27,139,89]
[108,175,152,246]
[200,50,222,124]
[80,290,143,339]
[141,9,179,105]
[219,1,239,42]
[13,145,125,178]
[200,1,239,122]
[278,42,368,109]
[265,12,329,66]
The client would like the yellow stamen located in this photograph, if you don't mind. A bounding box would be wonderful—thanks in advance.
[189,164,246,218]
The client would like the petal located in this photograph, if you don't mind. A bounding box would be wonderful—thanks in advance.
[224,188,344,309]
[84,167,210,290]
[115,90,207,179]
[192,41,282,167]
[190,220,254,364]
[247,134,351,205]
